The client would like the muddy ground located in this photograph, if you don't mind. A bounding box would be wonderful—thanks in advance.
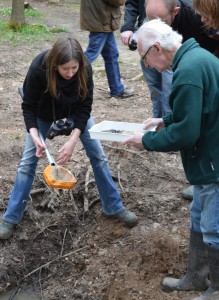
[0,1,200,299]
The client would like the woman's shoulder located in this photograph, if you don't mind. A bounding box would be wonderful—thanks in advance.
[30,50,49,71]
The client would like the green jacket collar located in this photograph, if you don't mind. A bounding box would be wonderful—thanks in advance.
[172,38,199,71]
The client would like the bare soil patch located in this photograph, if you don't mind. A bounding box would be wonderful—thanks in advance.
[0,1,197,299]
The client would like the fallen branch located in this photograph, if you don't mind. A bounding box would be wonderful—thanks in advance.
[128,73,144,81]
[88,197,100,209]
[117,163,123,190]
[69,190,80,221]
[102,143,147,159]
[83,196,89,214]
[22,245,89,280]
[30,188,46,195]
[60,228,68,257]
[84,166,92,213]
[32,223,58,240]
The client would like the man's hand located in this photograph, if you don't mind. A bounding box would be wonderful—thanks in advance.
[121,31,133,45]
[143,117,164,131]
[124,132,144,150]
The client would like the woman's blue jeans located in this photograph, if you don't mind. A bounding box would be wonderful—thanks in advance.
[140,60,172,118]
[3,116,124,224]
[190,183,219,249]
[85,32,125,97]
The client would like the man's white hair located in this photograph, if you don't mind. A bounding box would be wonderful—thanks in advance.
[137,19,183,53]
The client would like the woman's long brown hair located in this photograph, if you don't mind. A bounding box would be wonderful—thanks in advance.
[192,0,219,29]
[45,37,89,100]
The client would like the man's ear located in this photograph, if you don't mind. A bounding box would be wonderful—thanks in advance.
[153,42,162,53]
[173,6,180,17]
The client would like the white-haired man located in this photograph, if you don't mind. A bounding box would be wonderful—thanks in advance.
[125,19,219,300]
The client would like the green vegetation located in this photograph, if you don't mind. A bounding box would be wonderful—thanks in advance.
[0,7,11,16]
[0,7,43,17]
[0,6,68,45]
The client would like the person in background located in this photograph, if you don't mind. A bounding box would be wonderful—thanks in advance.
[80,0,135,99]
[125,19,219,300]
[121,0,172,118]
[0,37,138,240]
[192,0,219,57]
[121,0,219,201]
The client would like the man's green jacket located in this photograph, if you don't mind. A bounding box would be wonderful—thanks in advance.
[142,38,219,185]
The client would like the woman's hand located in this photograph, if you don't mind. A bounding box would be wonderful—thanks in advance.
[29,128,46,158]
[56,128,81,165]
[143,117,164,131]
[124,132,145,150]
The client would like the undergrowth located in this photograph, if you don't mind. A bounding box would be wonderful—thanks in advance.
[0,6,68,45]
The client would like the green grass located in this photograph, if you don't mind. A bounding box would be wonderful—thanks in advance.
[0,7,11,16]
[0,21,68,44]
[0,6,68,44]
[0,7,43,17]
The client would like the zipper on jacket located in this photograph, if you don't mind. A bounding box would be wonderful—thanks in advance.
[210,162,215,171]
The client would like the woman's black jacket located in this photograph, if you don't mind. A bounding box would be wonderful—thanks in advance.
[22,50,93,133]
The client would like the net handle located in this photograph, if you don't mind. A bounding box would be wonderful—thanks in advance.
[39,132,57,166]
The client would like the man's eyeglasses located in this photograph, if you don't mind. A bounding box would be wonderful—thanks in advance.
[142,46,153,64]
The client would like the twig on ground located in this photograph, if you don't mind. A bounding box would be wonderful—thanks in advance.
[88,197,100,209]
[117,163,123,190]
[39,189,61,211]
[32,223,58,240]
[30,188,46,195]
[84,166,92,213]
[102,143,147,159]
[9,287,22,300]
[128,73,144,81]
[69,190,80,221]
[60,228,68,257]
[83,196,89,214]
[22,245,89,280]
[38,267,43,300]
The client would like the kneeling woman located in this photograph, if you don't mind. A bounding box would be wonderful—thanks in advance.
[0,37,137,239]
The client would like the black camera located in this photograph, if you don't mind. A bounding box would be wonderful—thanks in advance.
[46,118,74,140]
[128,39,137,51]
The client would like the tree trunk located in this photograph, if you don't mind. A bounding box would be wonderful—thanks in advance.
[10,0,25,25]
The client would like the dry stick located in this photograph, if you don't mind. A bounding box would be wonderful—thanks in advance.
[86,179,95,188]
[60,228,68,257]
[103,143,184,183]
[88,197,100,209]
[32,223,58,240]
[8,287,22,300]
[23,245,89,280]
[69,190,80,222]
[30,188,46,195]
[84,166,92,213]
[128,73,144,81]
[102,143,147,159]
[95,86,108,92]
[38,267,44,300]
[117,163,123,190]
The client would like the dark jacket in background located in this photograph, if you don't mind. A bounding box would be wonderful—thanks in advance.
[120,0,145,32]
[22,51,93,133]
[172,0,219,53]
[120,0,219,54]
